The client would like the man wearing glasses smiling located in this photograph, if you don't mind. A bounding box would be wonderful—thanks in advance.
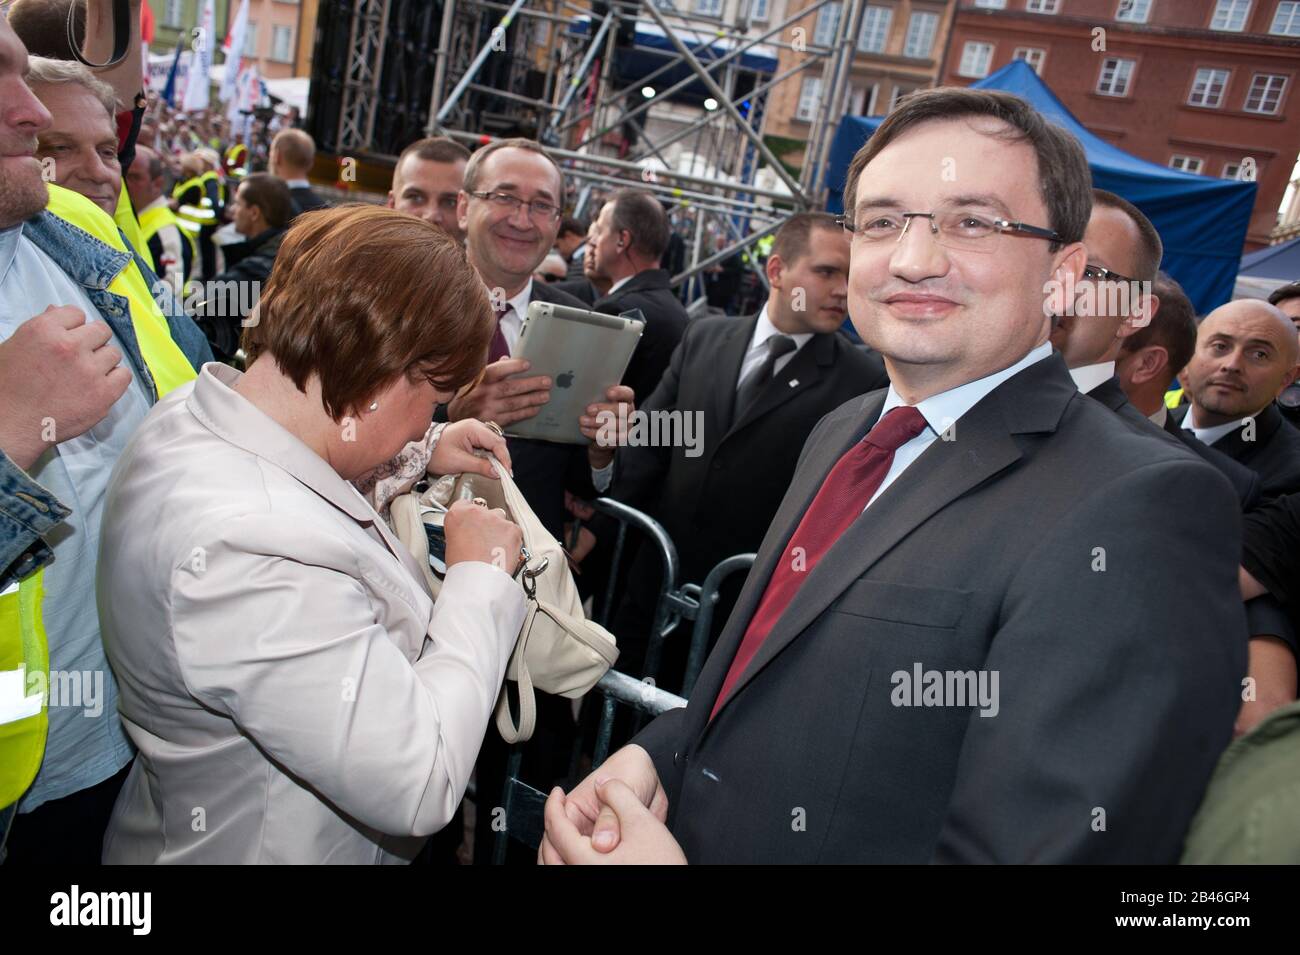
[545,88,1245,865]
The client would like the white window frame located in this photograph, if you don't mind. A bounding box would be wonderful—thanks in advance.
[904,11,939,58]
[1187,67,1230,108]
[1222,161,1244,179]
[1116,0,1153,23]
[1169,155,1204,174]
[750,0,771,22]
[1096,57,1135,96]
[958,41,994,79]
[1026,0,1060,13]
[857,5,893,54]
[972,0,1006,8]
[1210,0,1252,32]
[814,3,842,47]
[694,0,723,16]
[1273,1,1300,34]
[1244,73,1287,113]
[271,25,294,63]
[1013,47,1047,75]
[796,76,824,121]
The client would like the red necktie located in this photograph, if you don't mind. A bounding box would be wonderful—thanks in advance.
[710,405,929,720]
[488,303,511,363]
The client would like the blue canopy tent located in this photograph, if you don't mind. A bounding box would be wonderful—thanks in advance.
[824,60,1256,315]
[1240,234,1300,280]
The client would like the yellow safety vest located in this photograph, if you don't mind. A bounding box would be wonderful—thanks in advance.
[46,184,197,398]
[114,180,154,274]
[172,174,217,234]
[0,187,200,809]
[1165,388,1185,410]
[138,201,197,272]
[0,574,48,808]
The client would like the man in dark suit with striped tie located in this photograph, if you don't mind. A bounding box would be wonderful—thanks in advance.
[541,89,1245,865]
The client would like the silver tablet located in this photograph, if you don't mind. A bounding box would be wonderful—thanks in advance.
[505,300,644,445]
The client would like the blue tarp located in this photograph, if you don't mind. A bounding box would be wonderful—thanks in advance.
[1240,234,1300,280]
[824,60,1256,314]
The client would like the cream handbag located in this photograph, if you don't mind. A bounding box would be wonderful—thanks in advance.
[390,455,618,743]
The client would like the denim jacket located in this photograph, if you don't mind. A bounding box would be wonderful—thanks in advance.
[0,211,212,588]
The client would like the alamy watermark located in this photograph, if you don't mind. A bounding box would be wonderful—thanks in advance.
[595,406,704,458]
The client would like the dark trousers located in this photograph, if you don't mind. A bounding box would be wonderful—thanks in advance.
[3,762,131,865]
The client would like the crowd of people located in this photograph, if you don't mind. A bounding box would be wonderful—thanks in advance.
[2,0,1300,867]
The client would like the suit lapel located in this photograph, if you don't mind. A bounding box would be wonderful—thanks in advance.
[1212,403,1282,462]
[726,333,830,438]
[713,315,758,435]
[710,354,1075,720]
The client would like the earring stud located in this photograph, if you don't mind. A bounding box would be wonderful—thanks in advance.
[368,402,379,412]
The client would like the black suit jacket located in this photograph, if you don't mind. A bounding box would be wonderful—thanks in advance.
[1085,376,1261,510]
[551,277,596,306]
[591,269,689,406]
[613,312,889,586]
[633,352,1246,863]
[1172,402,1300,497]
[290,185,329,216]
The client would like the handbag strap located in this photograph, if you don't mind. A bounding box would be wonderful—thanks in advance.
[495,603,537,743]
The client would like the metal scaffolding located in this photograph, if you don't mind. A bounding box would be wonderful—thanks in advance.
[357,0,865,307]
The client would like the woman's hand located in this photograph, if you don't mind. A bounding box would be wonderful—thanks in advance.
[430,419,513,479]
[443,499,522,575]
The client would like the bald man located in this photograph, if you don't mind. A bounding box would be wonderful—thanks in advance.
[1174,300,1300,496]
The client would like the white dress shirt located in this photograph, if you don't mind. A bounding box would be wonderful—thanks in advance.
[606,274,635,297]
[1180,406,1251,447]
[737,305,814,389]
[1068,360,1115,395]
[865,342,1055,510]
[495,278,534,355]
[1150,405,1169,428]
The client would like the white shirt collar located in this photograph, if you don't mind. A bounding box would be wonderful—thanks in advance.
[1068,361,1116,395]
[880,342,1055,437]
[607,274,635,297]
[750,304,814,354]
[1180,405,1252,446]
[504,278,535,318]
[1149,404,1169,428]
[285,178,311,190]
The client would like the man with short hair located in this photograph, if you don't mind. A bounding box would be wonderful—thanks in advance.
[269,127,327,216]
[387,136,470,243]
[557,215,587,278]
[1268,280,1300,332]
[26,56,121,216]
[1174,300,1300,497]
[605,212,890,688]
[125,144,191,296]
[585,188,690,405]
[547,88,1245,864]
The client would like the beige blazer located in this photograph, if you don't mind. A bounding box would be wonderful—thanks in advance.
[97,364,526,864]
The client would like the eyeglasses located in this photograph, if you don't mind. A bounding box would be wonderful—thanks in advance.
[836,210,1061,253]
[469,190,562,222]
[1082,263,1140,286]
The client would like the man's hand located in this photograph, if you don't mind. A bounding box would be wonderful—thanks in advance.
[429,419,512,478]
[582,384,635,470]
[0,306,132,471]
[536,743,666,862]
[539,779,686,865]
[446,358,550,428]
[1235,636,1298,737]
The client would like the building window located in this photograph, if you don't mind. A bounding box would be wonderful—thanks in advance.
[271,25,294,63]
[857,5,893,53]
[163,0,183,27]
[694,0,723,15]
[1222,161,1245,179]
[904,11,939,58]
[1115,0,1153,23]
[1187,68,1230,107]
[244,21,258,57]
[1026,0,1060,12]
[1244,73,1287,113]
[1169,155,1204,174]
[1272,1,1300,34]
[958,42,994,78]
[1013,47,1046,75]
[1096,57,1135,96]
[972,0,1006,8]
[750,0,771,21]
[814,3,841,47]
[796,77,823,121]
[1210,0,1252,31]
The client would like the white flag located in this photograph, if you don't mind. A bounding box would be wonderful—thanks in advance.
[181,0,215,113]
[220,0,249,104]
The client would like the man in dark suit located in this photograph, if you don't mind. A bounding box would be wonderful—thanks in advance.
[584,188,690,404]
[605,212,889,688]
[543,88,1245,864]
[1173,299,1300,498]
[269,129,328,217]
[557,216,587,279]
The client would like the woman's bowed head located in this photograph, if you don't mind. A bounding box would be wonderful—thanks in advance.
[237,202,521,572]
